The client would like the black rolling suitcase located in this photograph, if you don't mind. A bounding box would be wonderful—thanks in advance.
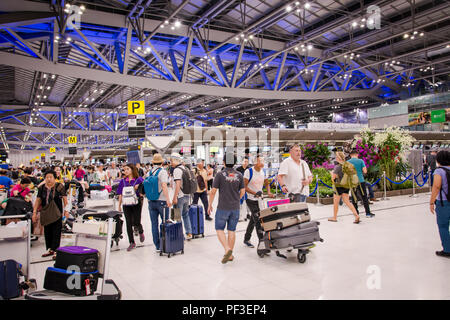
[264,221,322,250]
[43,267,99,296]
[53,246,99,273]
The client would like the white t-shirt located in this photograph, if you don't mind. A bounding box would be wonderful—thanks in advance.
[172,166,185,198]
[278,157,312,195]
[107,168,120,181]
[244,167,266,201]
[150,167,169,201]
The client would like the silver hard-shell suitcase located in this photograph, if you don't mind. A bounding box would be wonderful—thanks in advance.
[264,221,321,250]
[259,202,310,232]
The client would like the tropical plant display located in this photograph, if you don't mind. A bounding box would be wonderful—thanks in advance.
[301,142,331,167]
[353,127,415,190]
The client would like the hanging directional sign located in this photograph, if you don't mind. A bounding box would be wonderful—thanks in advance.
[128,100,146,139]
[68,136,77,144]
[49,147,56,153]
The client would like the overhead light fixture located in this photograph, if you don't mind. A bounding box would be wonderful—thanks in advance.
[286,5,292,12]
[304,2,311,9]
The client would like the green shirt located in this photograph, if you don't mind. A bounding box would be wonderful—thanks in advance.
[347,158,366,183]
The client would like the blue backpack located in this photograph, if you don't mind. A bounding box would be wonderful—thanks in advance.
[143,168,162,201]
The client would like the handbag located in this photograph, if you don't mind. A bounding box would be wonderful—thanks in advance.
[170,207,181,221]
[122,178,139,206]
[39,185,62,227]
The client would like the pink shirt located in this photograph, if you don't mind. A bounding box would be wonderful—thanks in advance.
[10,184,31,198]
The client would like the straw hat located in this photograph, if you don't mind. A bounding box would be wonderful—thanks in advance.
[152,153,164,164]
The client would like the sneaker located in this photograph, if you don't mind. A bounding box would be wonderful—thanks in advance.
[436,250,450,257]
[244,241,254,248]
[139,233,145,243]
[370,198,379,202]
[205,215,213,221]
[127,243,136,251]
[366,213,375,218]
[186,234,193,240]
[30,236,38,242]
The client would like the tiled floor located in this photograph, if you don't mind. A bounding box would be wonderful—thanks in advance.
[27,192,450,300]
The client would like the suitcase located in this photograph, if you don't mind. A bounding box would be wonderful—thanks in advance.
[54,246,99,273]
[43,267,99,296]
[0,259,23,299]
[160,220,184,258]
[188,205,204,238]
[82,212,123,243]
[259,202,310,231]
[89,184,105,191]
[90,189,109,200]
[3,196,33,217]
[264,221,321,250]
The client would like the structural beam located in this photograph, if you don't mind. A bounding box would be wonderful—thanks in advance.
[0,51,374,100]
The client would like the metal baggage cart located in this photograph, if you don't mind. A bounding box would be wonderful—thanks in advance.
[0,214,36,297]
[24,211,122,300]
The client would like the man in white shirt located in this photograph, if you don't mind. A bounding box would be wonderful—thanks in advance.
[277,144,313,202]
[107,162,121,185]
[243,155,274,248]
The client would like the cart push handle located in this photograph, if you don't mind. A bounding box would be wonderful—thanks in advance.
[0,212,32,220]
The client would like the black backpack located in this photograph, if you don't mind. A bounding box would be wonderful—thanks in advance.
[438,167,450,206]
[177,165,197,195]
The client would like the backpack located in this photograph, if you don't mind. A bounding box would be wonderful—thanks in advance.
[240,168,254,205]
[194,168,206,190]
[438,167,450,206]
[177,165,197,195]
[143,168,162,201]
[335,162,360,189]
[121,178,139,206]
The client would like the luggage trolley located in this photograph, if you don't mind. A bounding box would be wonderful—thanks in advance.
[25,212,122,300]
[0,214,37,298]
[255,196,323,264]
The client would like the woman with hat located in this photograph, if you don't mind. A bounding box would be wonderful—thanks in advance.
[142,154,172,252]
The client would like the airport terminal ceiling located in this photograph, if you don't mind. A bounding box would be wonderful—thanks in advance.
[0,0,449,151]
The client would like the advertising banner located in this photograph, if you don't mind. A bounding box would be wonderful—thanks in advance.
[431,109,446,123]
[409,112,431,126]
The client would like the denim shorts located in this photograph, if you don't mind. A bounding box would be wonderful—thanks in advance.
[215,209,240,231]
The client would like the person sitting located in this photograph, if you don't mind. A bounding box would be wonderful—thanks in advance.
[10,177,32,199]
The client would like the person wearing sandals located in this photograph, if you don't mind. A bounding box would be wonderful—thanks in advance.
[32,170,69,259]
[208,153,245,264]
[117,163,145,251]
[328,151,361,224]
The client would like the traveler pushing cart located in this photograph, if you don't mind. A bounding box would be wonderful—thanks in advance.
[255,196,324,264]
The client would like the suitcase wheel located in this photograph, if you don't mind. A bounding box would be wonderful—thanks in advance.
[159,252,162,256]
[202,234,204,238]
[297,253,306,263]
[181,250,184,254]
[168,253,171,258]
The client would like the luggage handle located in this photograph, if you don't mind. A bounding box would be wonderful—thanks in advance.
[83,258,98,267]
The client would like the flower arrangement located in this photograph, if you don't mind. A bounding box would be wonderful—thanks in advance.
[301,142,331,166]
[353,127,415,190]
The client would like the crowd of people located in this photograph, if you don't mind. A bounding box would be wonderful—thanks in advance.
[0,145,449,262]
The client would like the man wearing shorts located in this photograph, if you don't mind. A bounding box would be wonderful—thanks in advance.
[208,153,245,264]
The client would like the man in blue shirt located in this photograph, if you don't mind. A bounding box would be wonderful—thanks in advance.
[0,169,14,191]
[347,150,375,218]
